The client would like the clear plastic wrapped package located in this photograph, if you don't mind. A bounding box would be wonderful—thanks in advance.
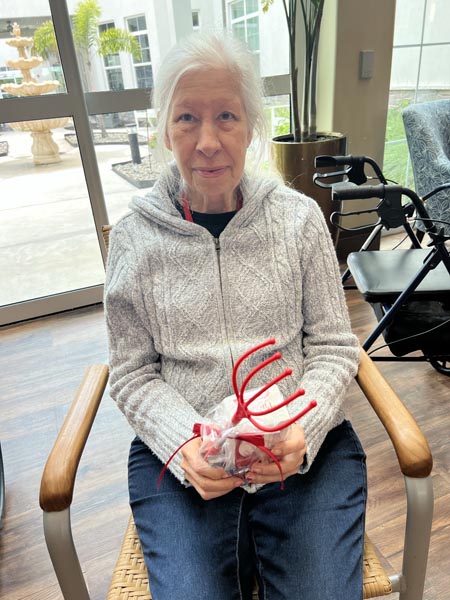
[198,384,291,477]
[158,339,317,487]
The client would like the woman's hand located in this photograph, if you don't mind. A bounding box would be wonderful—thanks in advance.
[246,423,306,485]
[181,437,243,500]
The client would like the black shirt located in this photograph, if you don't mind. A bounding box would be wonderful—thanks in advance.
[190,210,237,238]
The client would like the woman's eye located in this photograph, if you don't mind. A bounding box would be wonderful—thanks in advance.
[220,112,235,121]
[178,113,194,122]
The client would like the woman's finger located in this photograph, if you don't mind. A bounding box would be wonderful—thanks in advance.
[180,438,243,499]
[182,461,242,499]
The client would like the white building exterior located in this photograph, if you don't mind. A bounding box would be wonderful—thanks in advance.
[1,0,449,97]
[0,0,289,96]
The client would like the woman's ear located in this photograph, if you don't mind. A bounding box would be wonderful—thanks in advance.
[165,132,172,151]
[247,129,253,148]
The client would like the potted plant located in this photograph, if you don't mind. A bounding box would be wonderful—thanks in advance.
[262,0,345,240]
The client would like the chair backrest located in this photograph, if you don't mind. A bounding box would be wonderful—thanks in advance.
[102,224,112,253]
[402,99,450,235]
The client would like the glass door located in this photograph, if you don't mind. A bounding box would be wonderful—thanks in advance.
[0,0,151,325]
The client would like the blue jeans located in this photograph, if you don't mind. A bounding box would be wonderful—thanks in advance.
[128,420,367,600]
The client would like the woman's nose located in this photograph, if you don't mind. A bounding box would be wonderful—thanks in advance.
[196,121,221,157]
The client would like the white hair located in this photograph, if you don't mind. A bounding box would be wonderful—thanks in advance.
[153,31,268,168]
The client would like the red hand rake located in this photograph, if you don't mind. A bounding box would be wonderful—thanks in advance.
[158,339,316,488]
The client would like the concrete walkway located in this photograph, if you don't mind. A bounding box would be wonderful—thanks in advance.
[0,126,148,307]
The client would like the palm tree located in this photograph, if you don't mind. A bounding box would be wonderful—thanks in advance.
[34,0,142,135]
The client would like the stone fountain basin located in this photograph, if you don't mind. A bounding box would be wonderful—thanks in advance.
[1,81,60,96]
[8,117,69,132]
[6,37,33,47]
[7,57,43,70]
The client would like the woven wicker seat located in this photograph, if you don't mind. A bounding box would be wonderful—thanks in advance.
[108,515,392,599]
[363,535,393,598]
[107,516,150,599]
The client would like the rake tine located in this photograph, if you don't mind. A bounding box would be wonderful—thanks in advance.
[249,387,305,416]
[244,369,292,408]
[232,338,276,400]
[248,400,317,432]
[239,352,282,400]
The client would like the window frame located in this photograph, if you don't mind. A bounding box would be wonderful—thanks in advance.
[126,14,153,89]
[227,0,260,55]
[98,21,125,91]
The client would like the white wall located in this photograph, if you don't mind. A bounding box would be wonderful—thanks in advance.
[258,1,289,78]
[318,0,396,164]
[191,0,224,30]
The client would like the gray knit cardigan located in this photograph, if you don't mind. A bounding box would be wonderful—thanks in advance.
[104,164,360,485]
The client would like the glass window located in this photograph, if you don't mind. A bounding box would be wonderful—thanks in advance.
[98,21,124,91]
[232,21,246,43]
[192,10,200,29]
[264,95,290,138]
[228,0,260,54]
[135,64,153,88]
[127,15,147,33]
[126,15,153,90]
[0,118,104,306]
[423,0,450,44]
[0,18,67,99]
[246,16,259,52]
[419,44,450,89]
[135,34,151,63]
[89,109,160,224]
[384,0,450,186]
[0,1,154,325]
[390,47,421,89]
[99,22,114,33]
[231,1,245,20]
[393,0,425,46]
[106,68,124,90]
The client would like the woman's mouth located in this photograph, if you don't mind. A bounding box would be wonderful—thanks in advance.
[194,167,228,178]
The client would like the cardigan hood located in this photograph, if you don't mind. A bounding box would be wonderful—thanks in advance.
[129,162,280,233]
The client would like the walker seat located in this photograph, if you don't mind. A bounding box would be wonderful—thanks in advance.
[347,249,450,303]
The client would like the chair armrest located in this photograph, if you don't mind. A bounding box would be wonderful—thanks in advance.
[39,364,109,512]
[356,349,432,478]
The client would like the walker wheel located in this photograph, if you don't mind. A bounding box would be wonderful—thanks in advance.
[429,358,450,376]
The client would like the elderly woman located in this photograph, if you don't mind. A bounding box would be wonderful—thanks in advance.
[105,33,366,600]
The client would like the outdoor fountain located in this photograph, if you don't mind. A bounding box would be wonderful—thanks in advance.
[0,22,68,165]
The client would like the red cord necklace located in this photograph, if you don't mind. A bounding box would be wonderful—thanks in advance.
[181,188,243,222]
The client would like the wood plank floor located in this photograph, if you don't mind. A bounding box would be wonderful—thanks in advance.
[1,286,449,599]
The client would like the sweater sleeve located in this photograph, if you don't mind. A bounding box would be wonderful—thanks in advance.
[292,199,360,471]
[104,225,203,482]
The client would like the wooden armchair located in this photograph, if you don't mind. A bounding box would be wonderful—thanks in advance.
[39,228,433,600]
[39,349,433,600]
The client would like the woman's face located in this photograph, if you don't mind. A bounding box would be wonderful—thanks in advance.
[165,67,252,210]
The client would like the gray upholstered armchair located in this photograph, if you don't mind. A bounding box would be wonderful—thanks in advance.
[402,98,450,237]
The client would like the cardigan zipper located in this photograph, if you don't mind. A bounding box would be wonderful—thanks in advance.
[214,237,235,369]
